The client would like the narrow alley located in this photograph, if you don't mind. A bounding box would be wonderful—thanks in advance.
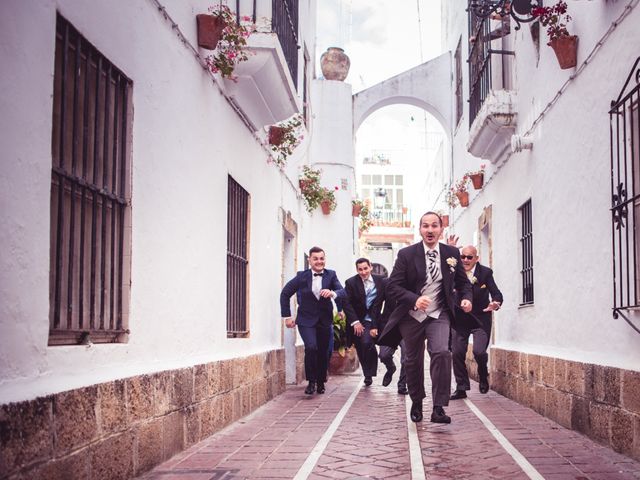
[139,362,640,480]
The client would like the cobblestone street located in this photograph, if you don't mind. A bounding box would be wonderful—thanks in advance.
[139,362,640,480]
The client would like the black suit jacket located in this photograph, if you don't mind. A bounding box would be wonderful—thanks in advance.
[342,274,385,330]
[279,269,344,327]
[454,263,503,329]
[378,242,473,348]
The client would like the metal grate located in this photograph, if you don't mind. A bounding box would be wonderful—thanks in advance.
[227,176,250,337]
[610,56,640,332]
[49,14,132,345]
[519,199,534,305]
[272,0,299,88]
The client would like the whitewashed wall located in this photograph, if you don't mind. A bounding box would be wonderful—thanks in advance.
[0,0,319,403]
[443,0,640,371]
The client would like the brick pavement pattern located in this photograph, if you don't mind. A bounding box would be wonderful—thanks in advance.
[139,361,640,480]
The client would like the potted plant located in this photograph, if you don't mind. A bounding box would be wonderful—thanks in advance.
[329,311,358,374]
[267,114,304,168]
[298,166,323,212]
[445,188,459,209]
[436,210,450,227]
[358,202,373,233]
[319,187,338,215]
[453,175,470,207]
[351,199,364,217]
[532,1,578,70]
[203,5,255,79]
[467,164,486,190]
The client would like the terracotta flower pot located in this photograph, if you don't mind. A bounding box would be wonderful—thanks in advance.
[352,204,362,217]
[269,126,287,146]
[455,191,469,207]
[320,47,351,81]
[196,14,226,50]
[441,214,449,227]
[320,200,332,215]
[548,35,578,70]
[328,348,359,375]
[469,173,484,190]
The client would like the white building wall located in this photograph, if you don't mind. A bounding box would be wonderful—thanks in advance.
[0,0,320,403]
[443,0,640,371]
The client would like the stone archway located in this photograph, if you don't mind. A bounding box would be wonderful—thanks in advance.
[352,52,452,138]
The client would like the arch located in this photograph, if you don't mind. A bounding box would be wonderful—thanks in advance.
[353,52,453,141]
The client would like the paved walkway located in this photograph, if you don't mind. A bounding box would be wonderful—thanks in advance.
[139,363,640,480]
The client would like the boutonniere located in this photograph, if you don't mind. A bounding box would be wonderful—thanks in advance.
[480,284,487,289]
[470,276,478,284]
[446,257,457,272]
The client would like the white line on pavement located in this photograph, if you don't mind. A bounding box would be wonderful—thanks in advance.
[405,396,427,480]
[465,398,545,480]
[293,378,364,480]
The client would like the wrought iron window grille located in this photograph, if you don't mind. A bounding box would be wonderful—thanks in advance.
[610,56,640,334]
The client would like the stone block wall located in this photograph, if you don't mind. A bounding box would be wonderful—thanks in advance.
[0,349,286,479]
[479,347,640,462]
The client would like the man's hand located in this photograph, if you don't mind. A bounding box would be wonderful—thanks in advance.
[370,328,378,338]
[460,299,472,313]
[415,295,432,311]
[353,322,364,336]
[483,301,501,312]
[284,317,296,328]
[319,289,334,298]
[447,234,459,247]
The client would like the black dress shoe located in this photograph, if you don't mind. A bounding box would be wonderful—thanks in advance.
[382,365,396,387]
[450,389,467,400]
[316,382,325,394]
[430,406,451,424]
[479,377,489,394]
[397,385,408,395]
[364,376,373,386]
[304,382,316,395]
[410,400,423,423]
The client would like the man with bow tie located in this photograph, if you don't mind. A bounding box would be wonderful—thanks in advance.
[341,258,386,387]
[280,246,345,395]
[378,212,472,424]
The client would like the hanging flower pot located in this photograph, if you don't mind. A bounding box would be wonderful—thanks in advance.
[548,35,578,69]
[320,200,332,215]
[441,214,449,227]
[352,204,363,217]
[196,14,227,50]
[268,126,287,146]
[469,173,484,190]
[455,191,469,207]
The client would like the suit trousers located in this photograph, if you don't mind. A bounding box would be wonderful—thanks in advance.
[298,323,331,383]
[352,321,379,377]
[451,320,491,390]
[399,310,451,406]
[379,340,407,387]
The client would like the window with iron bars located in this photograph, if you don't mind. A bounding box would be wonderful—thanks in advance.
[610,57,640,332]
[227,176,250,337]
[518,199,534,305]
[467,11,514,128]
[49,14,132,346]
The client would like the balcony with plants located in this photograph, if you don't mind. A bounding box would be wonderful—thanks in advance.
[196,0,302,131]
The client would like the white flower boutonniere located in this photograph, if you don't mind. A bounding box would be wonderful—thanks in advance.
[470,276,478,284]
[446,257,457,272]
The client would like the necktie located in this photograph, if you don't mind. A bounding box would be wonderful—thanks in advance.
[427,250,439,282]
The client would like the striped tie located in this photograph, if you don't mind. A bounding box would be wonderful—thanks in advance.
[427,250,439,282]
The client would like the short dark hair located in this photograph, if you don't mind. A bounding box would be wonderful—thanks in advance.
[420,211,442,226]
[355,257,371,267]
[309,246,325,256]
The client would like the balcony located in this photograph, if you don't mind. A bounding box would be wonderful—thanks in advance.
[466,14,516,164]
[222,32,301,131]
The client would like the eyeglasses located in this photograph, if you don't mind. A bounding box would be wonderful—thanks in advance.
[461,255,475,260]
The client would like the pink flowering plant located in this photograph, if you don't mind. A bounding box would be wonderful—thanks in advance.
[467,163,486,177]
[204,5,255,79]
[532,1,572,41]
[319,187,338,212]
[268,114,304,168]
[454,175,469,194]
